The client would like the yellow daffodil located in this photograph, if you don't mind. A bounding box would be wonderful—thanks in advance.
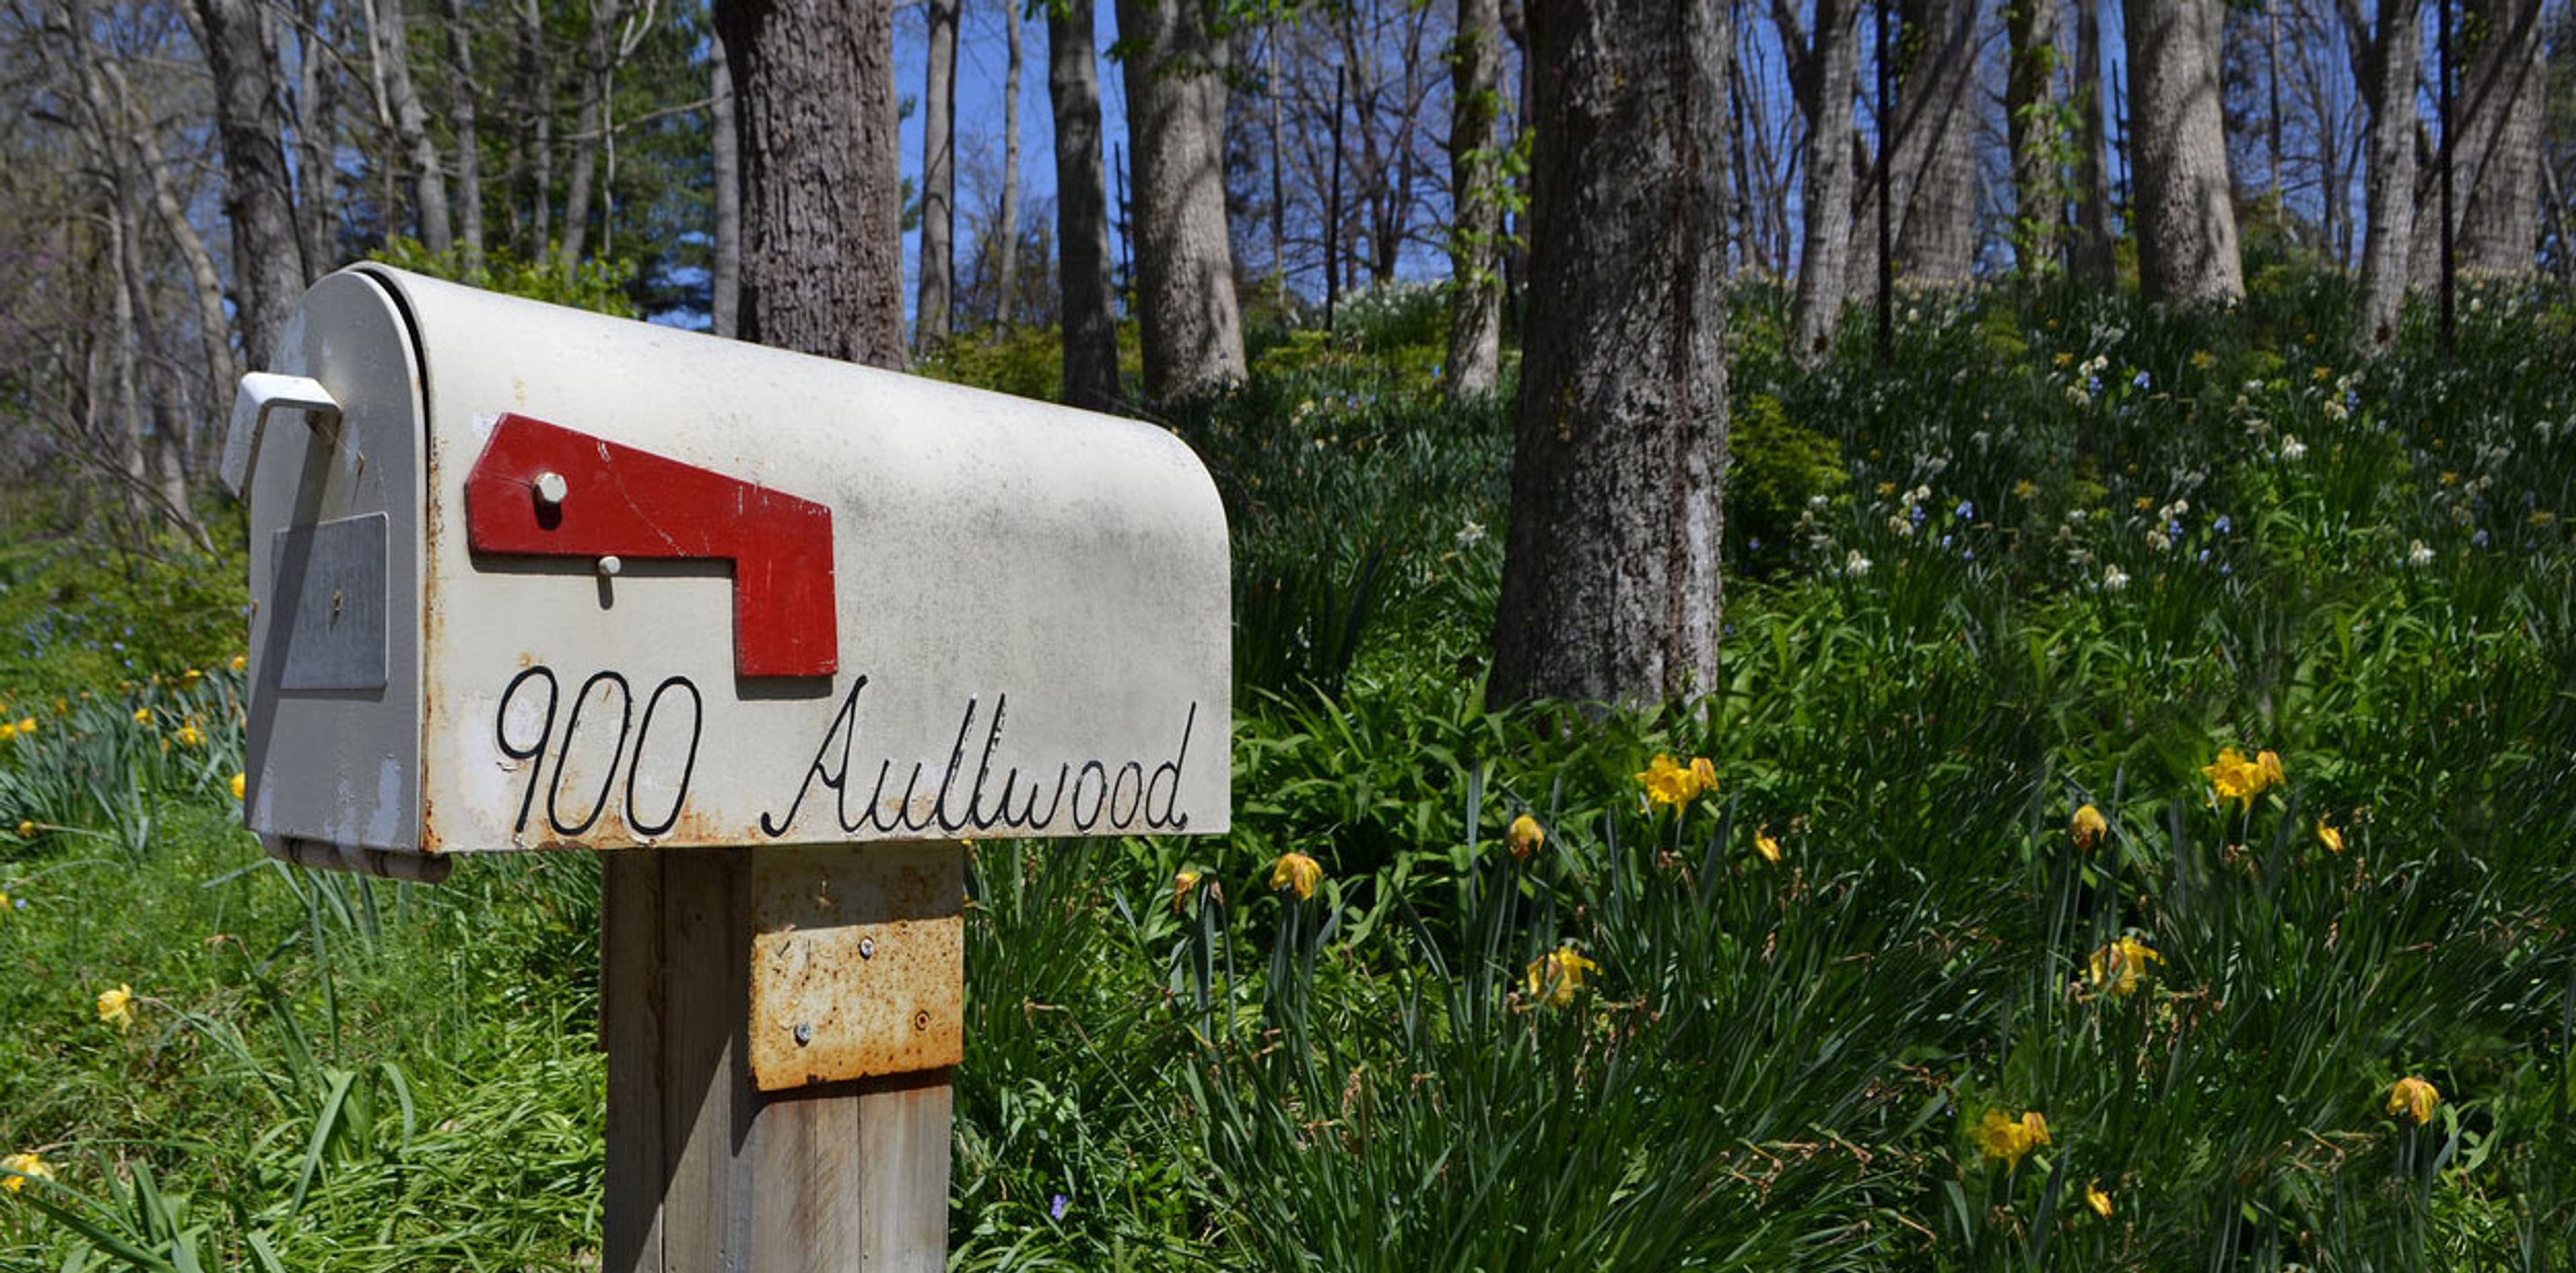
[2317,819,2344,854]
[2257,749,2285,787]
[1635,754,1715,809]
[182,669,203,685]
[1752,825,1782,864]
[1269,852,1323,901]
[2387,1076,2440,1125]
[14,820,32,839]
[2012,478,2040,499]
[2,1150,53,1194]
[2071,803,2107,847]
[1172,869,1203,914]
[174,723,205,749]
[229,654,248,673]
[2088,935,2162,998]
[1523,944,1599,1007]
[231,773,248,801]
[12,718,28,734]
[97,983,135,1032]
[0,722,13,742]
[0,889,9,919]
[1507,814,1545,863]
[131,708,152,726]
[2084,1180,2113,1218]
[2201,746,2272,806]
[1974,1107,2051,1170]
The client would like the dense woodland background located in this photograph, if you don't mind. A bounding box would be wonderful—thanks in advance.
[1,0,2571,556]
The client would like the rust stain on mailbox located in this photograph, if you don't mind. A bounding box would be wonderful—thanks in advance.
[748,844,964,1089]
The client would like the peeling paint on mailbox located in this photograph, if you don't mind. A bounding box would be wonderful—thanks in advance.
[235,266,1231,859]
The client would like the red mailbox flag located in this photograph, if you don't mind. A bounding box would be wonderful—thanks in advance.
[464,413,837,677]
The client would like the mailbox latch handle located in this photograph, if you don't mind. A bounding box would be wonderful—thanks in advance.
[222,372,343,497]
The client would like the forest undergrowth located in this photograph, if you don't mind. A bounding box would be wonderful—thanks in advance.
[4,264,2575,1271]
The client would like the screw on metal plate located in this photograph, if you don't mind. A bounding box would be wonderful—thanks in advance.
[794,1022,813,1046]
[858,937,875,960]
[533,471,569,507]
[913,1011,930,1032]
[596,555,622,577]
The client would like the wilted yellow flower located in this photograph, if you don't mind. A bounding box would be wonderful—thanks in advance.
[1523,944,1599,1007]
[131,707,152,726]
[174,723,205,749]
[1172,869,1203,914]
[2201,746,2271,806]
[97,983,135,1032]
[1974,1107,2051,1169]
[1635,754,1714,809]
[14,820,32,839]
[1269,851,1323,901]
[2084,1180,2113,1218]
[2088,935,2163,998]
[1507,814,1545,863]
[2,1150,53,1193]
[231,773,248,801]
[2256,749,2285,787]
[2316,819,2344,854]
[229,654,248,673]
[2387,1076,2440,1125]
[2071,803,2107,847]
[1752,825,1781,864]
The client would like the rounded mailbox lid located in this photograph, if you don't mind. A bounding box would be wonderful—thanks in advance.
[241,270,429,854]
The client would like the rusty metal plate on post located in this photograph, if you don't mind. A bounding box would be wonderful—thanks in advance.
[748,844,963,1090]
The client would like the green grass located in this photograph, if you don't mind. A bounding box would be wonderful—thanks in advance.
[6,264,2576,1270]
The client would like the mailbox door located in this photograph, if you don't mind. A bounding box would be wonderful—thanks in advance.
[244,273,427,851]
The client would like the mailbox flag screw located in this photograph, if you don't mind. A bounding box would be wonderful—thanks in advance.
[914,1011,930,1032]
[596,555,622,577]
[859,937,875,960]
[794,1023,813,1046]
[533,471,569,506]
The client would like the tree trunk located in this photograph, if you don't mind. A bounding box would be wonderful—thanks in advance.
[716,0,906,366]
[1850,0,1979,305]
[712,32,742,337]
[1489,0,1729,708]
[2004,0,2059,272]
[1114,0,1247,400]
[195,0,309,370]
[107,64,239,414]
[2353,0,2421,350]
[560,0,616,266]
[372,0,453,255]
[2070,0,2113,283]
[997,0,1024,323]
[1049,0,1120,409]
[1787,0,1857,365]
[2457,0,2543,274]
[919,0,959,343]
[519,0,552,254]
[2124,0,2243,304]
[294,0,343,272]
[1891,0,1977,287]
[1444,0,1504,396]
[447,0,486,270]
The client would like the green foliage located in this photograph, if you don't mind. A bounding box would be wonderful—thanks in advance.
[368,236,640,319]
[11,263,2576,1272]
[914,324,1072,404]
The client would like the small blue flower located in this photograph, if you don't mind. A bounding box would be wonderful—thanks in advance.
[2198,548,2210,562]
[1941,534,1953,548]
[2220,565,2233,576]
[1911,504,1927,522]
[2167,520,2184,539]
[2213,514,2232,535]
[2473,529,2491,547]
[2133,371,2151,390]
[1748,537,1762,551]
[1955,500,1976,520]
[1962,547,1975,560]
[2089,376,2102,394]
[1050,1195,1071,1221]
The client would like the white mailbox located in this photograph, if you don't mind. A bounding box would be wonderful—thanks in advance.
[228,266,1230,873]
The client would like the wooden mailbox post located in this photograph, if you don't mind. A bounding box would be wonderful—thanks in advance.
[225,267,1232,1272]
